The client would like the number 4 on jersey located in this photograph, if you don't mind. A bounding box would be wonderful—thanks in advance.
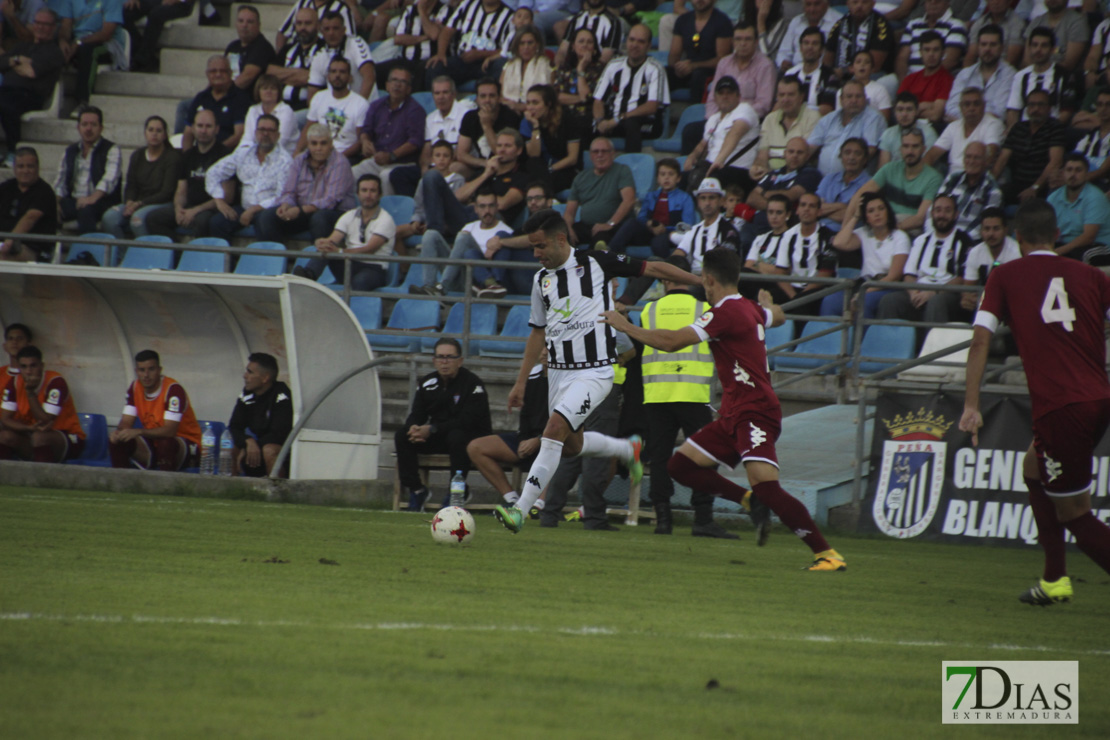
[1040,277,1076,332]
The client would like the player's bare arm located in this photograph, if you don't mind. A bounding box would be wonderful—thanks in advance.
[758,289,786,327]
[599,310,702,353]
[959,325,994,446]
[642,259,701,286]
[509,328,546,411]
[0,407,44,433]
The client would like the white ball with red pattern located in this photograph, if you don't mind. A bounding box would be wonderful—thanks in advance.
[430,506,475,544]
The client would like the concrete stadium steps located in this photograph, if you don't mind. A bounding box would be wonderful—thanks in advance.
[22,118,151,149]
[162,24,237,51]
[96,71,204,99]
[89,94,185,126]
[162,47,233,75]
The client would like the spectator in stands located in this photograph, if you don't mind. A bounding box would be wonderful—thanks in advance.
[1085,17,1110,105]
[225,5,275,92]
[1,0,47,47]
[1006,27,1075,129]
[555,0,621,67]
[181,55,250,150]
[242,74,300,154]
[563,136,634,248]
[418,128,526,245]
[1047,154,1110,263]
[707,20,775,119]
[0,344,85,463]
[784,26,839,117]
[933,142,1001,240]
[276,0,356,54]
[675,177,740,275]
[455,77,520,177]
[878,92,938,167]
[415,189,513,296]
[56,0,125,107]
[776,192,838,314]
[777,0,842,73]
[521,83,581,193]
[143,109,229,239]
[294,173,395,288]
[425,0,514,89]
[964,0,1025,69]
[1022,0,1087,74]
[824,0,896,86]
[498,23,550,114]
[993,89,1066,204]
[607,157,695,257]
[0,147,55,261]
[2,322,30,382]
[683,76,759,193]
[259,123,355,241]
[203,113,293,240]
[742,137,821,249]
[593,23,669,154]
[228,352,293,478]
[375,0,447,91]
[741,193,794,305]
[1075,90,1110,190]
[852,128,943,232]
[350,63,424,196]
[808,81,885,176]
[750,77,821,180]
[553,27,605,119]
[749,0,788,62]
[827,191,910,318]
[266,7,325,116]
[297,56,368,159]
[416,75,474,171]
[958,205,1018,313]
[945,24,1015,124]
[53,105,120,233]
[101,115,179,241]
[128,0,194,73]
[835,50,889,120]
[815,136,871,232]
[0,9,63,164]
[877,194,976,325]
[926,88,1002,175]
[397,138,463,244]
[666,0,732,104]
[109,349,202,472]
[307,10,375,101]
[896,31,953,125]
[396,338,492,512]
[896,0,967,79]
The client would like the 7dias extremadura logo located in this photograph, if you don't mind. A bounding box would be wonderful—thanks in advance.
[942,661,1077,724]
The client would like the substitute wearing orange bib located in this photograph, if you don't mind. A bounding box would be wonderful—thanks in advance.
[0,345,86,463]
[109,349,201,470]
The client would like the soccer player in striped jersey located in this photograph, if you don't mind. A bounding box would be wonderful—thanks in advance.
[492,209,701,533]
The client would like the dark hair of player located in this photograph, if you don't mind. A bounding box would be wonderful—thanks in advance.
[135,349,160,365]
[702,248,742,287]
[523,209,569,240]
[248,352,279,377]
[5,323,31,342]
[16,345,42,362]
[1014,199,1059,247]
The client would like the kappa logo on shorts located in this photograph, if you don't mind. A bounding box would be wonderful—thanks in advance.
[1044,455,1062,482]
[874,409,952,539]
[576,394,591,416]
[749,423,767,448]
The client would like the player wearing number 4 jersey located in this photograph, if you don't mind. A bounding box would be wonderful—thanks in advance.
[492,209,701,534]
[602,248,846,571]
[961,199,1110,606]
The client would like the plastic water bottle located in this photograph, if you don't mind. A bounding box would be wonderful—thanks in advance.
[217,429,234,476]
[200,423,216,475]
[449,471,466,508]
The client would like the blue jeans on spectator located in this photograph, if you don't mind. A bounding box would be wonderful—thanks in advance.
[490,246,539,294]
[255,206,342,242]
[207,206,249,240]
[420,229,474,291]
[421,170,476,236]
[59,193,119,234]
[608,218,675,257]
[304,255,387,289]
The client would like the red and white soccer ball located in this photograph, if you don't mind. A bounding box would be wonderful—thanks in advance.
[430,506,475,545]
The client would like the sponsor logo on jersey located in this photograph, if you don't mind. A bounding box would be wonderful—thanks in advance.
[695,310,713,327]
[47,388,61,405]
[551,298,573,322]
[276,393,289,403]
[168,396,180,413]
[874,409,952,539]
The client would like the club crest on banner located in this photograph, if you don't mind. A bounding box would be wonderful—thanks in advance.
[874,408,953,538]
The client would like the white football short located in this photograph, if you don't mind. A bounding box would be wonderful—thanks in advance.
[548,366,613,432]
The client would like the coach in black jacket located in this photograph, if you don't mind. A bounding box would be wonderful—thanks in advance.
[228,352,293,477]
[397,338,492,511]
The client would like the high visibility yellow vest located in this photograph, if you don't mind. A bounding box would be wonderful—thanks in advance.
[614,362,627,385]
[641,292,713,404]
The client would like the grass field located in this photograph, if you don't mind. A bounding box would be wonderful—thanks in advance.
[2,486,1108,739]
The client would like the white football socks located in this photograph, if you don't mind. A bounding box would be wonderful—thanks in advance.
[516,437,562,514]
[580,432,632,460]
[503,491,519,505]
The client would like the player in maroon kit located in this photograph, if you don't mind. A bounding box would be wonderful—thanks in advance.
[960,199,1110,606]
[601,248,847,571]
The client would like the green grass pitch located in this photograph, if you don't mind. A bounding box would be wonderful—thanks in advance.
[2,486,1107,739]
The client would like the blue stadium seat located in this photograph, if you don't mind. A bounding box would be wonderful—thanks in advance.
[774,321,851,374]
[857,324,916,375]
[763,319,795,370]
[349,296,383,331]
[378,259,425,294]
[653,104,705,153]
[616,153,655,200]
[381,195,414,226]
[422,302,497,353]
[368,298,440,352]
[119,235,174,270]
[177,237,229,273]
[72,232,115,266]
[479,304,531,358]
[292,246,336,285]
[624,246,653,259]
[234,241,286,276]
[65,413,110,467]
[412,92,436,113]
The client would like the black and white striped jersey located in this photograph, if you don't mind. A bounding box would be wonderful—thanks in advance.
[784,63,840,111]
[594,55,670,119]
[776,223,838,288]
[746,230,790,268]
[279,37,326,108]
[676,216,741,275]
[279,0,356,40]
[900,11,968,74]
[564,8,623,52]
[1006,64,1076,119]
[1076,127,1110,172]
[905,228,976,285]
[395,0,451,62]
[529,250,645,370]
[446,0,514,55]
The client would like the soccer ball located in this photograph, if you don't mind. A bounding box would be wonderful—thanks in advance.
[430,506,475,545]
